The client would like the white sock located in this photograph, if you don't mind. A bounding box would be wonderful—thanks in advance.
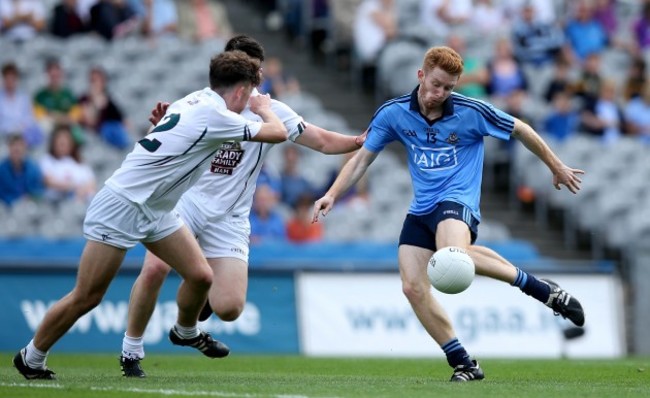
[173,323,199,339]
[25,340,47,370]
[122,334,145,360]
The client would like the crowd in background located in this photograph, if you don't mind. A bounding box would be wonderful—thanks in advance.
[3,0,650,246]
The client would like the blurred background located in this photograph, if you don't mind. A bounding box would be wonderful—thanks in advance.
[0,0,648,358]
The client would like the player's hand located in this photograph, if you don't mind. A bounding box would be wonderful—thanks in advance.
[312,194,335,223]
[249,94,272,114]
[552,165,584,194]
[148,101,170,126]
[355,129,368,147]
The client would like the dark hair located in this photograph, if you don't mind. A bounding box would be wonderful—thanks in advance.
[224,34,265,62]
[1,62,19,77]
[209,50,261,90]
[49,124,82,162]
[45,57,60,71]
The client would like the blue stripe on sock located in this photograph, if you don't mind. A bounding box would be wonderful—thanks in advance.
[513,268,528,288]
[442,338,461,353]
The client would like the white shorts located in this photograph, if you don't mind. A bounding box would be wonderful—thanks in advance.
[83,187,184,249]
[176,195,250,262]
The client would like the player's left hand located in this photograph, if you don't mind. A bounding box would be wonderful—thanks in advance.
[312,194,335,223]
[149,101,170,126]
[553,165,584,194]
[355,129,368,147]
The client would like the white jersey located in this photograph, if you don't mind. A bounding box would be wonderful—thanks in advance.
[105,88,262,214]
[183,89,304,220]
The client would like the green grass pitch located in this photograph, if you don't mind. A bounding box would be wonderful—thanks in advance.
[1,353,649,398]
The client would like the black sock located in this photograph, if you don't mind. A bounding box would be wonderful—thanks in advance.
[441,338,473,368]
[512,268,551,303]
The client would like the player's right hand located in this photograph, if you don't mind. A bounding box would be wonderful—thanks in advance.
[312,194,335,223]
[149,101,170,126]
[249,94,272,113]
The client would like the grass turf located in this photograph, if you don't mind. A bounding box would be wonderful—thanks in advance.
[1,353,649,398]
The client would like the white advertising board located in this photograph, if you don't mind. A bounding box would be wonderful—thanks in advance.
[297,273,624,358]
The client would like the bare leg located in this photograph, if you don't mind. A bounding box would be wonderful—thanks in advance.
[207,257,248,321]
[126,251,172,338]
[144,226,212,327]
[34,241,126,351]
[398,244,455,345]
[468,245,518,283]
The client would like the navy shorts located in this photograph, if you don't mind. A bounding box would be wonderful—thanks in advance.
[398,201,479,251]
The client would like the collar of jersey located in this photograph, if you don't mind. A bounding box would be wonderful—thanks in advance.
[409,85,454,117]
[201,87,226,107]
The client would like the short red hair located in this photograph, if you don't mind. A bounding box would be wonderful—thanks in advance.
[422,46,464,76]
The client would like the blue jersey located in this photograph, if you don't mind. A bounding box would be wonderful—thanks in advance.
[364,88,514,221]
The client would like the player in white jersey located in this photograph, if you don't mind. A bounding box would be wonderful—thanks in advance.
[118,35,366,377]
[13,51,289,381]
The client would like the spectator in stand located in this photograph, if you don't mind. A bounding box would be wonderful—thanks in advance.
[40,124,96,204]
[258,57,300,99]
[50,0,87,38]
[78,66,130,150]
[447,34,488,99]
[174,0,232,43]
[544,91,580,142]
[592,0,617,38]
[279,145,313,208]
[249,184,286,243]
[633,3,650,52]
[623,57,647,101]
[469,0,506,37]
[89,0,138,41]
[564,0,608,64]
[543,57,573,103]
[319,151,369,208]
[624,81,650,143]
[0,62,43,148]
[572,52,602,104]
[286,193,323,243]
[353,0,397,92]
[420,0,472,41]
[485,37,528,101]
[502,0,555,24]
[0,0,45,42]
[76,0,98,24]
[580,79,626,144]
[0,134,44,206]
[511,2,564,67]
[138,0,177,39]
[33,58,82,141]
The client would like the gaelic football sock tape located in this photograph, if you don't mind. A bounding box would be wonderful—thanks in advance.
[122,333,145,360]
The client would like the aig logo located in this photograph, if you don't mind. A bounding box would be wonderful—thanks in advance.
[411,145,458,171]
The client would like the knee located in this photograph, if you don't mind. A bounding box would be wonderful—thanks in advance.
[402,280,429,303]
[70,289,104,313]
[187,266,213,289]
[141,260,171,287]
[214,300,245,322]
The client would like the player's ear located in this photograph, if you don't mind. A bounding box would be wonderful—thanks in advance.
[417,69,424,84]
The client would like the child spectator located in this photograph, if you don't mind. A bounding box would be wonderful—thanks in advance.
[0,134,44,206]
[286,193,323,243]
[40,124,96,204]
[624,81,650,143]
[249,184,286,243]
[279,145,313,207]
[0,62,43,148]
[79,66,130,150]
[33,58,82,140]
[544,91,580,142]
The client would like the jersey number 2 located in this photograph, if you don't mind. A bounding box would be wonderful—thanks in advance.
[138,113,181,152]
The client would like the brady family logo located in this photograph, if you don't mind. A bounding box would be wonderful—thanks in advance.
[411,144,458,171]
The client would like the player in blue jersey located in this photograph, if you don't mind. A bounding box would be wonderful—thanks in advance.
[313,46,585,382]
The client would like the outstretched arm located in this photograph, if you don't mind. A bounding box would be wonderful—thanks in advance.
[312,147,377,222]
[511,118,584,193]
[295,124,367,154]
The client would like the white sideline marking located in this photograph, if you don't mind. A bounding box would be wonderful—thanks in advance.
[92,386,311,397]
[0,382,63,389]
[1,382,323,398]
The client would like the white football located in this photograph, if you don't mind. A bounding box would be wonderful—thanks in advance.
[427,246,475,294]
